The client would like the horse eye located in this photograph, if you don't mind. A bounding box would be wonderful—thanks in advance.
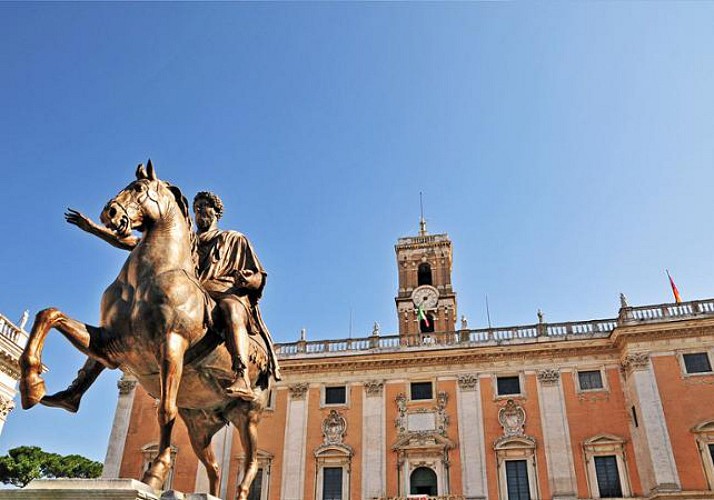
[134,184,144,192]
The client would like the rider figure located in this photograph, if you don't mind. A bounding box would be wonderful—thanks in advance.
[43,191,280,411]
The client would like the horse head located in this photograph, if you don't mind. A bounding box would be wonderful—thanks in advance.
[100,160,191,237]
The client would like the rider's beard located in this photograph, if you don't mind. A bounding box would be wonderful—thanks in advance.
[195,214,213,231]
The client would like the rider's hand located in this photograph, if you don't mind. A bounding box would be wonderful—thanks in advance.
[65,208,96,233]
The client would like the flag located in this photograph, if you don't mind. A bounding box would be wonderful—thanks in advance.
[416,305,430,327]
[666,269,682,304]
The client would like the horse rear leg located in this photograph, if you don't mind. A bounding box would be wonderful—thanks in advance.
[230,408,261,500]
[179,408,226,496]
[142,333,188,491]
[19,308,114,410]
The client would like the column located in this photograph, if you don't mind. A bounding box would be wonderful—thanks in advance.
[362,380,386,499]
[0,393,15,437]
[281,384,309,500]
[456,374,487,500]
[622,353,680,494]
[103,375,137,478]
[536,369,577,500]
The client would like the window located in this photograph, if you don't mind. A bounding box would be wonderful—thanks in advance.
[692,420,714,490]
[419,313,435,333]
[247,468,263,500]
[497,376,521,396]
[325,386,346,405]
[505,460,531,500]
[578,370,604,390]
[418,263,433,286]
[410,467,438,496]
[583,435,631,498]
[411,381,433,400]
[594,456,623,498]
[322,467,343,500]
[683,353,712,374]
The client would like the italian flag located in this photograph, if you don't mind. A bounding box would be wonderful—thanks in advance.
[416,305,430,327]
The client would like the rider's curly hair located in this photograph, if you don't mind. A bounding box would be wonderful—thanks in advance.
[193,191,224,219]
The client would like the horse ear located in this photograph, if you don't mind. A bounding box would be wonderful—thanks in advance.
[167,185,189,219]
[147,159,157,180]
[136,163,148,180]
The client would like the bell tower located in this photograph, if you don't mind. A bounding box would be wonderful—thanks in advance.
[395,216,457,336]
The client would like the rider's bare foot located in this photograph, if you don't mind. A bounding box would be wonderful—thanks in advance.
[226,377,256,401]
[41,389,82,413]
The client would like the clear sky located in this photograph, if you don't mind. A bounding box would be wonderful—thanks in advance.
[2,2,714,462]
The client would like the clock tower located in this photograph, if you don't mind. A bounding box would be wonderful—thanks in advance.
[395,217,457,336]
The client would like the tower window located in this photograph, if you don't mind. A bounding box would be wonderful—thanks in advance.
[418,263,433,286]
[419,313,435,333]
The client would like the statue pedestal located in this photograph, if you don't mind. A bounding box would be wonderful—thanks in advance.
[0,479,220,500]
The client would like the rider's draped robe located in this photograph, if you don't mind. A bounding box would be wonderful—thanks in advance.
[196,228,280,379]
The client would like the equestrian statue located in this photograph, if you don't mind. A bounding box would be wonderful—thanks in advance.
[19,161,280,500]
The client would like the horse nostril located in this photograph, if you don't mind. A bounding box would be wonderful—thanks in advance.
[109,207,117,218]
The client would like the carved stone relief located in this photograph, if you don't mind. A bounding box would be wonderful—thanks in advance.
[537,368,560,385]
[457,374,479,391]
[621,352,649,373]
[0,394,15,419]
[322,409,347,445]
[289,383,309,400]
[364,380,384,397]
[118,378,138,395]
[498,399,526,438]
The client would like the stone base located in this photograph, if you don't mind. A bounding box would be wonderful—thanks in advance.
[0,479,220,500]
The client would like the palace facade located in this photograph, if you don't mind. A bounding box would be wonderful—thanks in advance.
[104,224,714,500]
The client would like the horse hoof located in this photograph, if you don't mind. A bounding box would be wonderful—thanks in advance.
[20,377,46,410]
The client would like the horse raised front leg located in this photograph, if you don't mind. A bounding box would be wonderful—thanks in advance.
[19,308,113,410]
[142,333,188,491]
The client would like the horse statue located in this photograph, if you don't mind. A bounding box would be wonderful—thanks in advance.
[19,163,272,500]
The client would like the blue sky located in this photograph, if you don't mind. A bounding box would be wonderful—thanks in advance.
[2,2,714,462]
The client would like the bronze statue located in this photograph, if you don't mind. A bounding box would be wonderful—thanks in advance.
[19,162,277,499]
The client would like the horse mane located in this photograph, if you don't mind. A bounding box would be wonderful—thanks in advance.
[165,183,200,273]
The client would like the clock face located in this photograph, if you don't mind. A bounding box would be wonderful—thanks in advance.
[412,285,439,309]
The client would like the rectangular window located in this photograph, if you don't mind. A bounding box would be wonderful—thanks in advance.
[578,370,604,390]
[497,376,521,396]
[322,467,343,500]
[683,353,713,374]
[709,443,714,465]
[594,455,623,498]
[505,460,530,500]
[324,386,346,405]
[247,468,263,500]
[411,381,433,400]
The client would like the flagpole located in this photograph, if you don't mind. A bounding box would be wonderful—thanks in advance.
[485,293,492,329]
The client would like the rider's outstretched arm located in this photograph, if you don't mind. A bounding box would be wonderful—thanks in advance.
[65,208,139,251]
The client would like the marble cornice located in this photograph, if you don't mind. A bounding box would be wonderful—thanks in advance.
[612,321,714,348]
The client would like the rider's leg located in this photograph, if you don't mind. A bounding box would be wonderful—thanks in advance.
[42,357,105,413]
[218,297,254,400]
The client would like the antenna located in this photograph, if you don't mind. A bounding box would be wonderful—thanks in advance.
[485,293,492,329]
[349,307,353,339]
[419,192,428,235]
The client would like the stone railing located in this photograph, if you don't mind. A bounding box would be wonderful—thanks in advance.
[276,298,714,359]
[0,314,28,349]
[377,496,464,500]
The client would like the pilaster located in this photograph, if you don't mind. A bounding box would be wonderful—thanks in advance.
[456,374,487,500]
[103,375,137,479]
[280,384,309,500]
[362,380,386,499]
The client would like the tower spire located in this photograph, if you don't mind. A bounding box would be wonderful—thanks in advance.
[419,192,428,235]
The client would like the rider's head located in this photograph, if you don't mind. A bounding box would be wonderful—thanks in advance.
[193,191,224,231]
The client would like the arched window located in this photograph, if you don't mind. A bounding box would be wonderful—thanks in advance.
[418,263,433,286]
[420,313,435,334]
[410,467,437,496]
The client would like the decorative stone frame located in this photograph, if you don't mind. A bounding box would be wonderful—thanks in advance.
[236,450,274,500]
[321,384,350,408]
[677,350,714,378]
[492,372,526,400]
[582,434,632,499]
[314,444,352,500]
[692,420,714,490]
[141,443,178,490]
[494,436,539,500]
[574,367,609,394]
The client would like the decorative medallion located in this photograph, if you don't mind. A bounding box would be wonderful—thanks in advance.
[457,374,479,391]
[498,399,526,437]
[322,409,347,445]
[289,383,309,400]
[364,380,384,397]
[537,368,560,385]
[621,352,649,373]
